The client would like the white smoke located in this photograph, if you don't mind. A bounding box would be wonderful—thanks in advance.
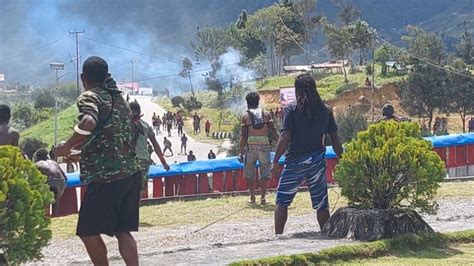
[215,48,257,115]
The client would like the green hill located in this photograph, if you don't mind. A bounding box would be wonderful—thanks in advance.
[21,105,78,146]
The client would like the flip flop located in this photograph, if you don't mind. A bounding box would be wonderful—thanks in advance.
[248,199,256,205]
[260,199,268,205]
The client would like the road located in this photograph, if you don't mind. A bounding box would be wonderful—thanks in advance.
[131,96,220,164]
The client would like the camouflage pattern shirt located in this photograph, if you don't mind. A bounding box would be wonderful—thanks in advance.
[77,78,140,183]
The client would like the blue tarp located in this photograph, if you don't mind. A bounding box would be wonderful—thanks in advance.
[65,133,474,187]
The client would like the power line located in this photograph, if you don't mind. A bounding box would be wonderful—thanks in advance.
[82,36,181,65]
[0,37,65,64]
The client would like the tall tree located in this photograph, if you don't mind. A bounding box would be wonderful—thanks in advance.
[179,56,194,97]
[348,19,377,65]
[323,21,352,83]
[399,64,449,132]
[334,0,360,26]
[402,26,445,66]
[374,43,393,76]
[456,21,473,65]
[191,26,234,66]
[445,60,474,132]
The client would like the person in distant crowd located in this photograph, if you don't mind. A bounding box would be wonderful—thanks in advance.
[269,108,275,119]
[54,56,142,265]
[208,149,216,160]
[0,104,19,146]
[193,113,200,134]
[187,150,196,161]
[166,113,173,137]
[162,114,167,132]
[205,120,211,137]
[180,133,188,155]
[173,113,178,128]
[177,119,184,137]
[152,112,161,134]
[126,94,130,103]
[365,77,371,87]
[440,117,448,135]
[378,103,400,122]
[163,137,173,156]
[469,117,474,133]
[271,73,343,235]
[278,107,284,122]
[433,117,441,135]
[240,92,278,205]
[34,148,67,216]
[129,101,170,187]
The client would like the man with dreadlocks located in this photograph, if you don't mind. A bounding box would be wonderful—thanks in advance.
[129,101,170,187]
[272,73,343,234]
[240,92,278,205]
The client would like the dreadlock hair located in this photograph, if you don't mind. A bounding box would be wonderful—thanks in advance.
[245,92,260,109]
[294,73,325,120]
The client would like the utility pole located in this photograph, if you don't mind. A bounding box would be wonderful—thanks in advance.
[69,29,85,97]
[371,48,376,122]
[131,59,140,95]
[50,62,64,147]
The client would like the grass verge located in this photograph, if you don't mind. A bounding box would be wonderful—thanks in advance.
[21,105,78,146]
[50,181,474,239]
[232,230,474,265]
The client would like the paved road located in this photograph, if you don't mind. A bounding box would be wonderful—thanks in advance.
[131,96,220,164]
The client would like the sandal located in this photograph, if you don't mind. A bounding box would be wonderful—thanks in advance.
[260,199,268,205]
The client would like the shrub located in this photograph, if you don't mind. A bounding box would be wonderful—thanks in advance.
[171,96,184,107]
[20,138,47,160]
[182,96,202,113]
[0,146,53,264]
[336,108,368,143]
[335,121,444,214]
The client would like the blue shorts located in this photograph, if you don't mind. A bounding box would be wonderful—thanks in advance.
[276,151,329,210]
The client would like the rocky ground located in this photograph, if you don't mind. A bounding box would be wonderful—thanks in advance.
[27,198,474,265]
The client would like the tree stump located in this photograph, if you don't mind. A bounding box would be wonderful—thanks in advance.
[321,207,434,241]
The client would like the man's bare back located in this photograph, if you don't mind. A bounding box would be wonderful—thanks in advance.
[0,124,19,146]
[35,160,67,181]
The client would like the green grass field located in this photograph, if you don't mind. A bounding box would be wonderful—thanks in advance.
[50,181,474,239]
[21,105,78,146]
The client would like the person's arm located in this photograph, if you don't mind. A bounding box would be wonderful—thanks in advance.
[239,116,248,155]
[55,94,99,156]
[329,132,343,159]
[273,130,291,164]
[55,114,97,156]
[148,133,169,170]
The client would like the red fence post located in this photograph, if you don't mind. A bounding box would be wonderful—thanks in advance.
[180,175,197,195]
[141,180,149,199]
[468,144,474,176]
[447,146,457,178]
[225,171,235,192]
[235,170,247,191]
[198,173,210,193]
[152,178,163,198]
[434,147,447,166]
[165,176,181,196]
[326,158,337,184]
[55,187,78,217]
[455,145,468,176]
[212,172,224,192]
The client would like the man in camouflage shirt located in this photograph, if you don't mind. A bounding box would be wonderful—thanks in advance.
[55,56,141,266]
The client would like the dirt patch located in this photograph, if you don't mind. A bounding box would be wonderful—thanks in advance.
[259,83,467,133]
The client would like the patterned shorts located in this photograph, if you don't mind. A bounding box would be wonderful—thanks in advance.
[276,151,329,210]
[244,144,272,180]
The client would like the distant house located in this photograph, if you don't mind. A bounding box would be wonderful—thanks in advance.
[283,60,350,75]
[385,61,407,74]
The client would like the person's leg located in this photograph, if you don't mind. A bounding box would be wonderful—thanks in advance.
[317,209,330,230]
[274,163,303,234]
[306,156,330,230]
[80,235,109,266]
[116,232,138,266]
[244,147,257,203]
[259,146,272,204]
[274,205,288,234]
